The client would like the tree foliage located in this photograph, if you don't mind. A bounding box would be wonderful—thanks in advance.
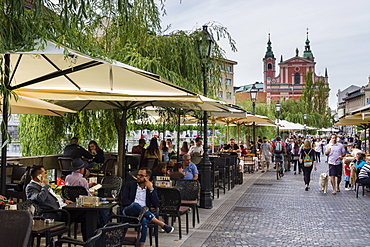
[1,1,237,157]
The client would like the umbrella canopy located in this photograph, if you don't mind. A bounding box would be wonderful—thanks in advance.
[7,40,197,97]
[335,114,370,126]
[8,95,75,116]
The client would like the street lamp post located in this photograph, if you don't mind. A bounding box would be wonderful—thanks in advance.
[198,25,214,209]
[276,101,281,137]
[304,113,307,137]
[250,85,258,144]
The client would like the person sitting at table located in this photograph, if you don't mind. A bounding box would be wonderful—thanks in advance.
[25,165,73,218]
[188,137,203,155]
[160,140,170,163]
[65,158,97,196]
[132,138,146,155]
[222,139,241,155]
[132,138,146,166]
[180,141,189,154]
[358,158,370,186]
[87,140,105,167]
[144,137,162,162]
[152,162,169,177]
[65,158,107,227]
[179,154,199,180]
[121,167,174,247]
[63,137,93,165]
[240,145,248,155]
[248,141,257,156]
[166,139,175,155]
[188,137,203,165]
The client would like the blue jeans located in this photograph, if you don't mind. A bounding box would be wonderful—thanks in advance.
[122,202,155,244]
[274,153,284,173]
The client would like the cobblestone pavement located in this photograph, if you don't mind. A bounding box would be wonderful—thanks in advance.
[183,155,370,247]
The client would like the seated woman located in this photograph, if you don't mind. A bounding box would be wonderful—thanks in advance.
[87,140,105,170]
[160,140,170,163]
[240,145,248,155]
[152,162,168,177]
[144,137,162,162]
[180,141,189,155]
[358,158,370,186]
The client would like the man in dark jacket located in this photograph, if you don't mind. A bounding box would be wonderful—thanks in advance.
[63,137,93,160]
[121,168,174,247]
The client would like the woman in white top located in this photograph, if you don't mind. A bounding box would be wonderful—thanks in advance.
[313,139,322,162]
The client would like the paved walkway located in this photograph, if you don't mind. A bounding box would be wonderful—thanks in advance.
[157,155,370,247]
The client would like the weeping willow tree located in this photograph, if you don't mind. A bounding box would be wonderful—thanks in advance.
[3,1,236,157]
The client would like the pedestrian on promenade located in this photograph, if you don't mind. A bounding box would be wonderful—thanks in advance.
[343,159,352,190]
[291,141,301,175]
[299,140,317,191]
[260,137,272,173]
[325,134,346,194]
[313,138,322,162]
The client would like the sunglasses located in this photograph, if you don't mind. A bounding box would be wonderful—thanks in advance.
[136,174,146,178]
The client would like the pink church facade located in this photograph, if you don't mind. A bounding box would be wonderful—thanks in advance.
[263,33,329,103]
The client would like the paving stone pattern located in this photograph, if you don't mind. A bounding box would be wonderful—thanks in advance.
[202,157,370,247]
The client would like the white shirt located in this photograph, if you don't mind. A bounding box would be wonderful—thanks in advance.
[134,184,147,207]
[188,145,203,154]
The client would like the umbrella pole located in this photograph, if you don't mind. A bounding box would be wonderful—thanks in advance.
[212,121,215,153]
[237,124,240,146]
[1,54,10,195]
[121,108,128,184]
[177,110,180,161]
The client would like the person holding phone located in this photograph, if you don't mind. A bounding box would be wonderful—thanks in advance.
[121,167,174,247]
[26,166,73,217]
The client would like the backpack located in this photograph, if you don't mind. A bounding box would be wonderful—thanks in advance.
[303,150,313,167]
[274,141,283,154]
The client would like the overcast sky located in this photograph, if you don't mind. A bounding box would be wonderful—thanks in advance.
[159,0,370,109]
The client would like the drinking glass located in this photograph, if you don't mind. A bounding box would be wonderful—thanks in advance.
[111,189,118,203]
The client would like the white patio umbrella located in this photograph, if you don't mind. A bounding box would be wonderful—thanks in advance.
[8,95,75,116]
[1,40,202,190]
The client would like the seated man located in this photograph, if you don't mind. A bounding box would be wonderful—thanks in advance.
[25,166,73,218]
[65,158,107,227]
[222,139,241,155]
[63,137,94,169]
[180,154,199,180]
[121,168,174,247]
[65,158,96,196]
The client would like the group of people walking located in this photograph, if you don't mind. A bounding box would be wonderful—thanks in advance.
[258,133,370,194]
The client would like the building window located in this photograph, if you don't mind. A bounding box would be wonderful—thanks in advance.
[294,73,300,84]
[226,65,232,73]
[367,98,370,105]
[218,91,223,98]
[226,92,232,99]
[226,79,232,85]
[268,63,272,70]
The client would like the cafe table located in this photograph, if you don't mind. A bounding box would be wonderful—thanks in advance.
[31,220,65,246]
[63,202,116,240]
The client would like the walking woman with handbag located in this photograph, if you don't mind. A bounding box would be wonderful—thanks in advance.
[299,140,317,191]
